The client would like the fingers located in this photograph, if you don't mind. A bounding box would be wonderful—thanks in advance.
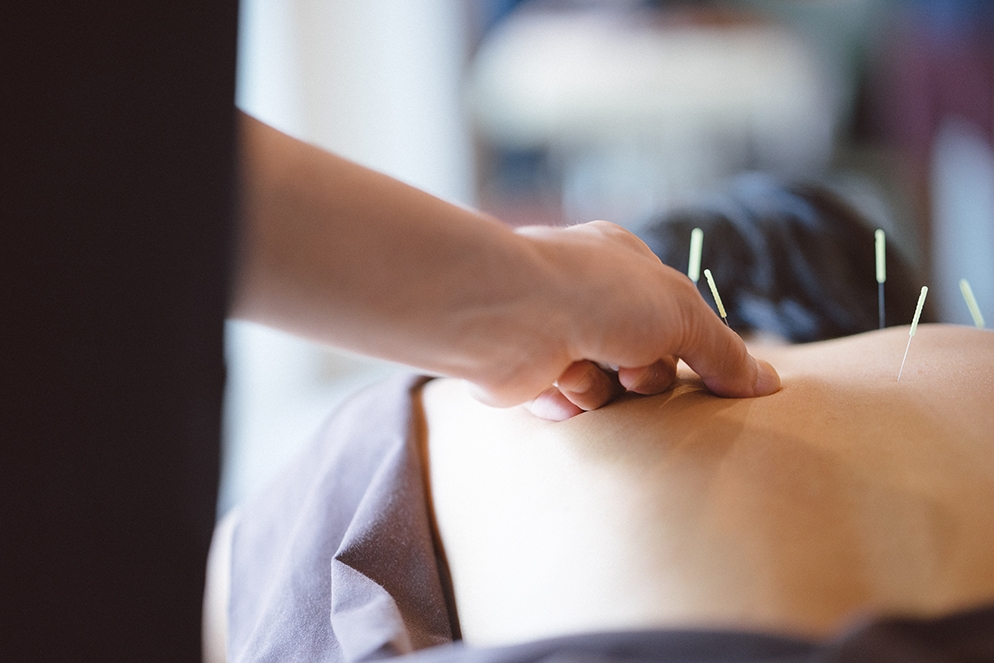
[526,361,625,421]
[703,354,779,398]
[677,296,781,398]
[754,360,781,395]
[617,357,678,394]
[526,387,583,421]
[556,360,625,411]
[485,220,781,418]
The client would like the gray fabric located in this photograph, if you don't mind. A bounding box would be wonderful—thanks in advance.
[227,373,994,663]
[405,630,817,663]
[228,373,453,663]
[406,605,994,663]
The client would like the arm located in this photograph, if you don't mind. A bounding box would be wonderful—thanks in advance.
[231,113,779,412]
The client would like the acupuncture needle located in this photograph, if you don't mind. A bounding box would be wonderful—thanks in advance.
[703,268,729,326]
[688,227,703,284]
[897,286,928,381]
[959,278,985,329]
[875,229,886,329]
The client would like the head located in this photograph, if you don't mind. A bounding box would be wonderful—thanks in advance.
[638,174,932,343]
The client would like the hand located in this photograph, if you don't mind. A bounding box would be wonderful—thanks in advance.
[477,221,780,420]
[233,117,776,416]
[525,358,676,420]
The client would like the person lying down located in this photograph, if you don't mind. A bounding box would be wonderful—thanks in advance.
[423,323,994,649]
[209,175,994,662]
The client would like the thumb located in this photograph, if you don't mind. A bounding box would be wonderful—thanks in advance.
[678,299,781,398]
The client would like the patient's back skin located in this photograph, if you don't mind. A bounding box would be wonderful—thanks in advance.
[420,325,994,647]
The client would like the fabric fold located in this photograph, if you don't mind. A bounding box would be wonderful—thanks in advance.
[228,373,452,663]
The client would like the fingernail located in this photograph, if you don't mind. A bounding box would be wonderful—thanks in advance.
[526,389,583,421]
[753,359,781,396]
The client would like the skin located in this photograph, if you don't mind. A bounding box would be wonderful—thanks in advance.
[421,324,994,645]
[230,114,779,416]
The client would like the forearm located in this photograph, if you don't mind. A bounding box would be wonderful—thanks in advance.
[231,114,565,397]
[232,113,779,411]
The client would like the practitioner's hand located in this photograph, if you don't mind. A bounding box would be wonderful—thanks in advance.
[234,116,776,417]
[487,221,781,421]
[525,358,678,421]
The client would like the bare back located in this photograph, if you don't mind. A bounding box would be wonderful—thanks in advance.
[420,325,994,647]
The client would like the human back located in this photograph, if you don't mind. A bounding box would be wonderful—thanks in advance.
[421,324,994,646]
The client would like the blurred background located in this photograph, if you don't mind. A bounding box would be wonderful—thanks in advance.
[221,0,994,515]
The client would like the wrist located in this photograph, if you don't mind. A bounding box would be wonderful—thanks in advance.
[446,226,574,406]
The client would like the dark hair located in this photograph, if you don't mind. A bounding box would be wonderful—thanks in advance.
[638,174,932,342]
